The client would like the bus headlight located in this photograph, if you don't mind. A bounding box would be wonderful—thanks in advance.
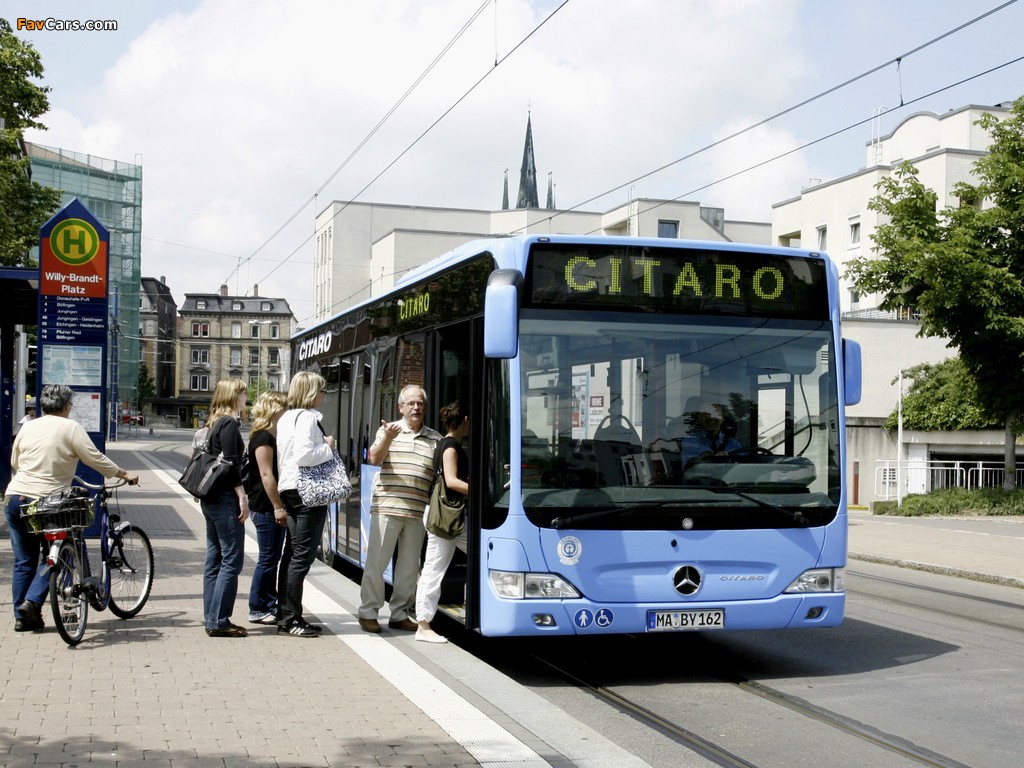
[489,570,581,599]
[784,568,845,594]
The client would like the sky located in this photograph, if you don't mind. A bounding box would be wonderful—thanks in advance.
[9,0,1024,327]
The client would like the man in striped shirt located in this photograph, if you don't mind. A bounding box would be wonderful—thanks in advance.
[358,385,441,633]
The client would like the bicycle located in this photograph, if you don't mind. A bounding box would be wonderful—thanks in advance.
[23,476,154,646]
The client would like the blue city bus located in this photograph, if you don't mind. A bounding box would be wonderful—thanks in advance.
[293,234,862,636]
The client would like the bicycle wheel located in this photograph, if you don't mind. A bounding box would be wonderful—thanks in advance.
[107,525,154,619]
[49,541,88,646]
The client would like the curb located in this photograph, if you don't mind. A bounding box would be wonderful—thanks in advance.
[849,551,1024,590]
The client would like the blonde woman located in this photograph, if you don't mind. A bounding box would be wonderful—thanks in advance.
[275,372,335,637]
[200,378,250,638]
[245,390,288,624]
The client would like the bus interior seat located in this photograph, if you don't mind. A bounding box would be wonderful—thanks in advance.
[575,439,643,487]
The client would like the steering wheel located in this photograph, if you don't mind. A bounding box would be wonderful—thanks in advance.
[728,447,774,458]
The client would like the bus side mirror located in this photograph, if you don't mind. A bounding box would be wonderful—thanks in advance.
[842,338,861,406]
[484,269,523,359]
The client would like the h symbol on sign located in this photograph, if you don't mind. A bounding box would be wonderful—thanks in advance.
[61,226,90,256]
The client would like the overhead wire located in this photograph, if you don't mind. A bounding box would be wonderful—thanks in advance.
[253,0,572,290]
[312,0,493,199]
[583,55,1024,238]
[499,0,1019,232]
[166,0,1018,303]
[303,5,1021,324]
[221,0,495,291]
[315,54,1019,319]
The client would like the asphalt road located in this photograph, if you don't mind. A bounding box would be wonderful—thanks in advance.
[127,430,1024,768]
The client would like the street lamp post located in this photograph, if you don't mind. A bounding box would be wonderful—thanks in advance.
[249,320,271,400]
[897,369,905,507]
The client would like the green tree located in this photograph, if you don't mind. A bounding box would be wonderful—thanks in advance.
[0,18,63,265]
[847,97,1024,488]
[884,358,1000,431]
[137,362,156,403]
[247,377,274,406]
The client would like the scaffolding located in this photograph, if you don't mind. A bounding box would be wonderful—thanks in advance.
[27,144,143,423]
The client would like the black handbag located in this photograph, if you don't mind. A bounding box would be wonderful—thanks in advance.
[179,422,233,497]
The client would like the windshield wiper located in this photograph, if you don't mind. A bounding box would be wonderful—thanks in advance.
[704,489,810,526]
[551,493,813,529]
[552,500,699,529]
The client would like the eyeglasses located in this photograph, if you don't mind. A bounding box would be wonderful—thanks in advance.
[401,401,426,408]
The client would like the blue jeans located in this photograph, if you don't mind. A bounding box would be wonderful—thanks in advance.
[249,510,285,614]
[200,489,246,630]
[5,494,50,614]
[277,489,327,627]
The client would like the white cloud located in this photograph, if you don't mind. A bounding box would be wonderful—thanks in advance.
[692,122,821,222]
[21,0,1024,323]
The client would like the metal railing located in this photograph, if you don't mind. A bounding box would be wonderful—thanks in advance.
[875,459,1024,500]
[843,307,922,321]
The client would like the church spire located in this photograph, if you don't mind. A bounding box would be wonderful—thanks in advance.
[502,169,509,210]
[545,171,555,210]
[516,113,539,209]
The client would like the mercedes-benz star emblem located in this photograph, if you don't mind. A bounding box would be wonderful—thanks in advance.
[673,565,702,596]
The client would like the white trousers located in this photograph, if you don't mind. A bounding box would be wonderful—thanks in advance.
[358,513,425,621]
[415,528,468,624]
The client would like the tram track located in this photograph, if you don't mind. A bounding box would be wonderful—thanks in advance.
[129,438,1011,766]
[144,441,191,471]
[848,569,1024,634]
[527,647,975,768]
[713,674,973,768]
[528,651,756,768]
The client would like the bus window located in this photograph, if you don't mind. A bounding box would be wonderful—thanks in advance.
[516,312,840,527]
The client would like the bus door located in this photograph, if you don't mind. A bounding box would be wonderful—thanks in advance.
[321,353,373,566]
[317,361,344,567]
[430,317,481,628]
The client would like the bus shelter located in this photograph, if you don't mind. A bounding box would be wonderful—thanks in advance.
[0,265,40,491]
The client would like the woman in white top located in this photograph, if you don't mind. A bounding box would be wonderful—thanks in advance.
[275,371,336,637]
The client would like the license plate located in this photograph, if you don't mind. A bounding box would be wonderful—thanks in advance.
[647,609,725,631]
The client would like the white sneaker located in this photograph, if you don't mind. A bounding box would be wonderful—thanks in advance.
[248,611,276,624]
[415,627,448,644]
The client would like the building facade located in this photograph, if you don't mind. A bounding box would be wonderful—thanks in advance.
[773,103,1009,315]
[27,143,143,427]
[139,276,178,401]
[310,113,771,320]
[313,198,770,320]
[177,285,295,421]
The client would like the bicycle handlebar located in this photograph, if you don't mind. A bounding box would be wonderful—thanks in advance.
[72,476,135,491]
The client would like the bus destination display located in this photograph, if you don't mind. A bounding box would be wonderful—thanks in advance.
[526,244,829,319]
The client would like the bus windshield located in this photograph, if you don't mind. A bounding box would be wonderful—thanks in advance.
[517,311,840,531]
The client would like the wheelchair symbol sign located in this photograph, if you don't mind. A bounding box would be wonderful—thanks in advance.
[574,608,614,630]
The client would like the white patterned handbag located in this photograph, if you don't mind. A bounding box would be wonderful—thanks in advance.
[296,449,352,507]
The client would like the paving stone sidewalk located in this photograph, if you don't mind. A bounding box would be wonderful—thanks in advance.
[0,448,479,768]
